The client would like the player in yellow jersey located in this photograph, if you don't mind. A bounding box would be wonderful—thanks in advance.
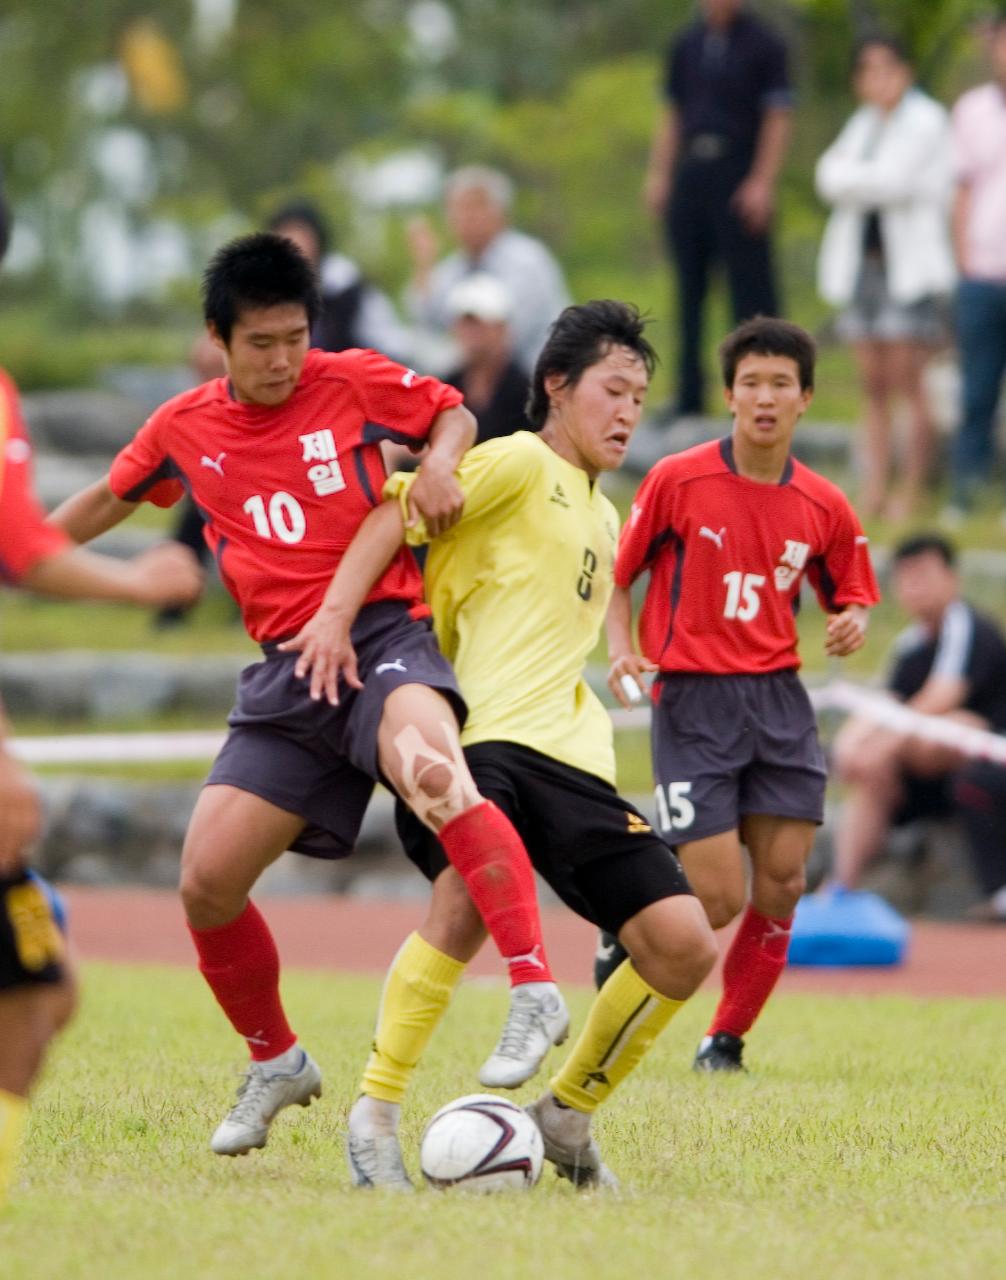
[282,301,717,1189]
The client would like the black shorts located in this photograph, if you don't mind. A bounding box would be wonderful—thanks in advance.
[207,601,466,859]
[397,741,693,935]
[651,670,827,845]
[0,871,66,993]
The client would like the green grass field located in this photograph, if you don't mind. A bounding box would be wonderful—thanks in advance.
[2,964,1002,1280]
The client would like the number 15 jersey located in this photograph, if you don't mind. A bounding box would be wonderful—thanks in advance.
[615,437,880,676]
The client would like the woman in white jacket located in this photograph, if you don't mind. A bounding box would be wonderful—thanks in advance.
[816,37,955,520]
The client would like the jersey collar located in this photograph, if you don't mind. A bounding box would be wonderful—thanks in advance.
[719,435,794,486]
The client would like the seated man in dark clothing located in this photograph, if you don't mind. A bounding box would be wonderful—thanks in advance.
[442,274,531,443]
[831,533,1006,890]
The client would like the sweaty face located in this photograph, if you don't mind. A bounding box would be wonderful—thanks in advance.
[548,346,649,476]
[213,303,311,407]
[725,354,812,452]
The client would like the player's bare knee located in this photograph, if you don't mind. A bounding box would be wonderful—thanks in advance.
[701,889,745,930]
[179,861,243,927]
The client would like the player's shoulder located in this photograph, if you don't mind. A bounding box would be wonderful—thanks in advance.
[148,377,227,426]
[464,429,545,481]
[789,457,856,516]
[643,437,727,485]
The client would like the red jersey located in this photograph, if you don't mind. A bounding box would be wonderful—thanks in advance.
[0,370,71,583]
[109,348,463,642]
[615,437,880,676]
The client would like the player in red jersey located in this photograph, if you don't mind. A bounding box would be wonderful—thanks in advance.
[49,233,569,1158]
[0,183,203,1207]
[607,317,879,1071]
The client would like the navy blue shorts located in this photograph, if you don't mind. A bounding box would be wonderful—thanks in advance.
[651,670,826,845]
[398,741,694,935]
[207,601,466,859]
[0,870,67,992]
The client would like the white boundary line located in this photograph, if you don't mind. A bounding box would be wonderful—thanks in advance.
[10,681,1006,766]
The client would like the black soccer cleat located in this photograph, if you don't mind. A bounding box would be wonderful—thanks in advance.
[593,930,628,990]
[693,1031,746,1073]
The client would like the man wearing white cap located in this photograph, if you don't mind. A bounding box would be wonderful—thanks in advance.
[443,274,531,444]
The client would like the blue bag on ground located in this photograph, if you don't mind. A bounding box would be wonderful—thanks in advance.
[788,889,909,967]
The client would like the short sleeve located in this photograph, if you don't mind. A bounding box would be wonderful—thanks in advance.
[349,349,464,448]
[951,93,981,184]
[758,30,794,110]
[614,461,677,588]
[806,500,880,613]
[383,435,537,547]
[109,405,185,508]
[0,374,72,582]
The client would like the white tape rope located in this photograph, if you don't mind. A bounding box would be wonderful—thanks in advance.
[9,681,1005,765]
[809,680,1006,764]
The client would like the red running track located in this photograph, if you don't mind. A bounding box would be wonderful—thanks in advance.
[61,885,1004,998]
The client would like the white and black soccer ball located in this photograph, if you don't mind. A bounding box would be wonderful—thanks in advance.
[420,1094,544,1192]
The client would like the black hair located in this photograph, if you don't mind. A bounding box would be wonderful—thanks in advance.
[719,316,816,391]
[892,533,957,568]
[526,300,657,430]
[266,199,331,260]
[852,32,911,73]
[202,232,320,344]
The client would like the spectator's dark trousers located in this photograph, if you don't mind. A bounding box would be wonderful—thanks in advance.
[666,148,779,415]
[951,277,1006,506]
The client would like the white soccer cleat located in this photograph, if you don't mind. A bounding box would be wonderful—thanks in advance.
[346,1132,415,1191]
[478,981,571,1089]
[345,1095,415,1191]
[210,1049,322,1156]
[525,1094,620,1191]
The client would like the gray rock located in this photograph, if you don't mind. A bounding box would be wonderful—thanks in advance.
[21,390,146,456]
[0,651,247,720]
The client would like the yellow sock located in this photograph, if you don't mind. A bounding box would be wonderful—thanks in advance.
[550,959,685,1113]
[361,932,466,1104]
[0,1088,28,1210]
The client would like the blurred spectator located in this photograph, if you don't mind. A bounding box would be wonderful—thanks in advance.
[405,166,570,374]
[190,199,412,379]
[644,0,792,417]
[830,534,1006,892]
[442,274,530,443]
[953,759,1006,923]
[947,16,1006,516]
[815,36,954,521]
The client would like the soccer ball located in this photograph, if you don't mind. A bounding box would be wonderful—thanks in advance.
[419,1093,544,1192]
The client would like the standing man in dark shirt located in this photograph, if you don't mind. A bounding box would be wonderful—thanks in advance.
[831,534,1006,891]
[645,0,794,416]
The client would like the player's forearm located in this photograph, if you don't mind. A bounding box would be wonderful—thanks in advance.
[18,546,148,604]
[48,477,137,544]
[749,108,792,186]
[319,500,408,625]
[424,404,477,475]
[606,586,636,659]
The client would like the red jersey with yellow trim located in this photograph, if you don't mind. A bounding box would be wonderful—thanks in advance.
[615,436,880,676]
[0,370,71,583]
[109,348,463,642]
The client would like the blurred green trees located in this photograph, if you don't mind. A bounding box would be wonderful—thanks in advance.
[0,0,996,386]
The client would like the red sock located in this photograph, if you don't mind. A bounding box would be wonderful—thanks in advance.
[438,800,553,986]
[188,901,296,1062]
[709,905,792,1039]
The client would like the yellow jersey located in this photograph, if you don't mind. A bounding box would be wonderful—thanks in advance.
[385,430,620,784]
